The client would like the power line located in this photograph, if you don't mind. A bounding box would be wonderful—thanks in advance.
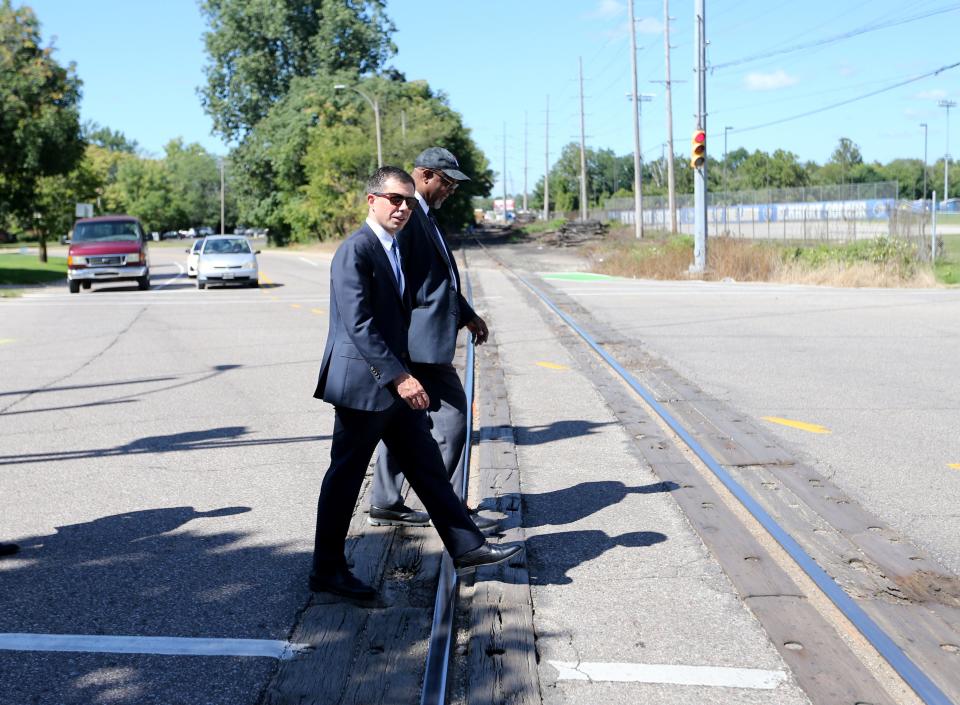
[713,4,960,70]
[731,59,960,134]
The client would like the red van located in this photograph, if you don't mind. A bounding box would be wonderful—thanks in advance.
[67,216,150,293]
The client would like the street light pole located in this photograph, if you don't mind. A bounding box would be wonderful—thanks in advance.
[335,84,382,167]
[939,99,956,201]
[921,122,928,207]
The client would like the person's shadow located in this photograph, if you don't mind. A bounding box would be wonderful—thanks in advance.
[518,480,679,527]
[525,529,668,585]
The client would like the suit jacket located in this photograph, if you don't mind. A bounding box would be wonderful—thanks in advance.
[398,203,477,365]
[314,224,411,411]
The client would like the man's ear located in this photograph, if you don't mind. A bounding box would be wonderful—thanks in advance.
[366,193,375,206]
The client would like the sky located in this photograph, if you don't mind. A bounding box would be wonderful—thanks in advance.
[23,0,960,199]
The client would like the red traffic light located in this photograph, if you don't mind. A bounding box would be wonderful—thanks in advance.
[690,129,706,168]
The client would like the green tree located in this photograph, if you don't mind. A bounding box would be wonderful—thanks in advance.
[164,138,225,228]
[231,74,491,243]
[82,121,139,153]
[0,0,84,260]
[199,0,396,141]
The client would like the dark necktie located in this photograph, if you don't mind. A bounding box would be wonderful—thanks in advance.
[388,238,404,295]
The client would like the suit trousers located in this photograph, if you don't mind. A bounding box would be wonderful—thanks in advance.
[370,363,468,508]
[312,399,483,575]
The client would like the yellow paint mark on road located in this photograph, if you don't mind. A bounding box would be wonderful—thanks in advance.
[311,308,325,315]
[949,463,960,470]
[761,416,832,434]
[0,339,14,346]
[536,361,569,371]
[290,304,301,309]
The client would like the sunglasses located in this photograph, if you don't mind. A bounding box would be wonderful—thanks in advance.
[373,192,418,209]
[429,169,459,191]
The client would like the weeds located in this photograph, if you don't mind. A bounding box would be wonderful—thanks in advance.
[586,230,943,287]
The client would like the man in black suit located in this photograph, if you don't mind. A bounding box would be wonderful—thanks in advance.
[311,166,521,599]
[367,148,497,533]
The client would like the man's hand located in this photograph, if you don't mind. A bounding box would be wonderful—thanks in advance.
[393,372,430,410]
[465,315,489,346]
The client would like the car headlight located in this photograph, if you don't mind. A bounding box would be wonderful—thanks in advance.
[245,260,257,269]
[68,255,85,266]
[126,252,140,263]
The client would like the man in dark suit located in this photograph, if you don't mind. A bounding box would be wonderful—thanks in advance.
[367,148,497,533]
[311,166,520,599]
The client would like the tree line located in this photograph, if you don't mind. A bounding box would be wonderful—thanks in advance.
[1,0,492,254]
[528,137,959,213]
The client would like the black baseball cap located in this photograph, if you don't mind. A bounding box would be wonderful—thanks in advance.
[414,147,471,182]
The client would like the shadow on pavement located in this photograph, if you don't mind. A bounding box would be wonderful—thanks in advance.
[508,419,616,446]
[524,529,668,585]
[0,504,311,705]
[0,425,331,466]
[519,480,679,527]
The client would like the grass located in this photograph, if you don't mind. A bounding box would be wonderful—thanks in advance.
[935,233,960,284]
[0,253,67,286]
[585,229,943,287]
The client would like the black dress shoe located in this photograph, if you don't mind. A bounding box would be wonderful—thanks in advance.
[308,568,376,599]
[368,504,431,527]
[453,542,523,576]
[0,543,19,557]
[471,514,500,535]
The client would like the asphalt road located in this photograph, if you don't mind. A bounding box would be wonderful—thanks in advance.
[532,269,960,576]
[0,247,334,705]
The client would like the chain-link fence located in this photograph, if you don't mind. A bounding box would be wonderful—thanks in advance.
[603,181,915,243]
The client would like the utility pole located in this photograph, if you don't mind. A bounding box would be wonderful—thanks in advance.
[723,125,733,195]
[691,0,707,273]
[663,0,677,233]
[921,122,928,207]
[523,111,529,212]
[939,99,956,201]
[578,56,588,221]
[219,158,225,235]
[629,0,643,238]
[503,122,508,223]
[544,95,550,221]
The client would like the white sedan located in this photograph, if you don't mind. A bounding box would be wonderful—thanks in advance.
[185,239,204,278]
[196,236,260,289]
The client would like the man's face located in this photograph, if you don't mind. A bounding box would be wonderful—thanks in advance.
[367,177,416,234]
[416,168,460,209]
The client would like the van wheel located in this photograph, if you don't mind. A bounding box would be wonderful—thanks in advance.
[68,280,80,294]
[137,275,150,290]
[82,281,91,290]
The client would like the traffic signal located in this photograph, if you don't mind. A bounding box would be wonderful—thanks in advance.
[690,129,706,169]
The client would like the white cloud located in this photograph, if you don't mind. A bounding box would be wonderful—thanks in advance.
[586,0,625,19]
[744,70,798,92]
[636,17,664,34]
[915,89,948,101]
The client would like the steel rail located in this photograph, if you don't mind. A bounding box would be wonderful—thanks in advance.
[507,268,953,705]
[419,270,476,705]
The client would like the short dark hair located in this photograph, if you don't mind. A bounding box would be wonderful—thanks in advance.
[366,166,414,194]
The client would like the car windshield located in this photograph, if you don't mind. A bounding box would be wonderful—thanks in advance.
[73,221,142,242]
[203,238,251,255]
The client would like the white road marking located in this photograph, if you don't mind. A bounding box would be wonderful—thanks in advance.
[0,633,310,660]
[154,261,186,289]
[298,257,320,267]
[548,660,787,690]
